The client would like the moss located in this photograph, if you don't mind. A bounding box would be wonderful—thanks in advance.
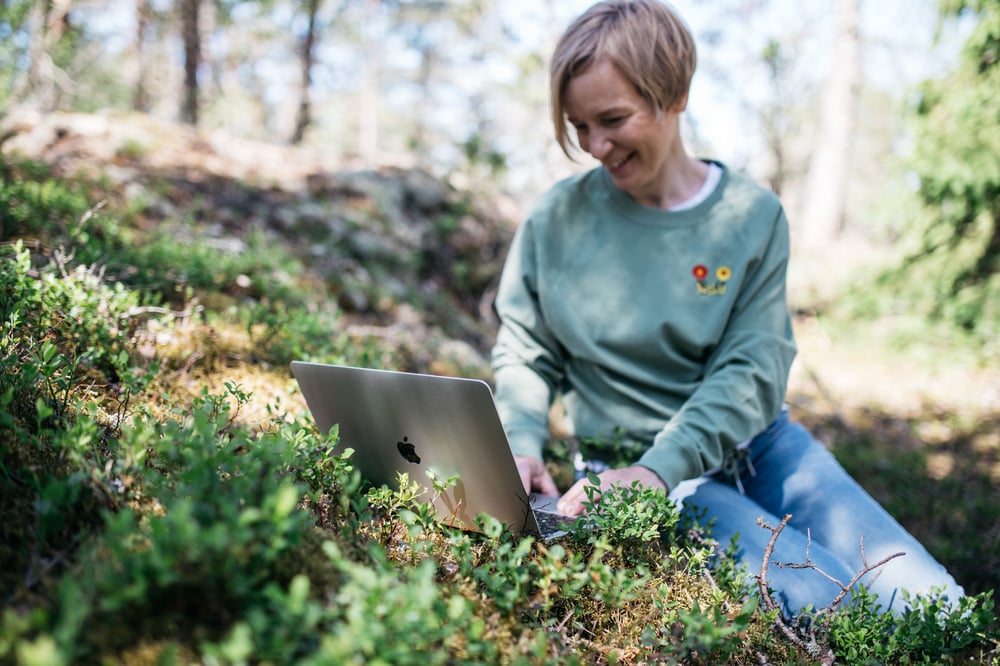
[104,640,201,666]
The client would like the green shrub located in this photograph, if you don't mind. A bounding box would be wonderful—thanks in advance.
[108,224,304,309]
[1,241,155,410]
[309,542,474,665]
[38,385,314,659]
[240,301,350,367]
[829,586,998,664]
[0,164,93,240]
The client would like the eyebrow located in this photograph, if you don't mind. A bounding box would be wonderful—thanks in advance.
[567,106,631,125]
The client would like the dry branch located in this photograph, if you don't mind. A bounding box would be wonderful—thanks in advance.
[755,514,905,665]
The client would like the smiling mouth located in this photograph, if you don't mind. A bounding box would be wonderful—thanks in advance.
[606,153,634,172]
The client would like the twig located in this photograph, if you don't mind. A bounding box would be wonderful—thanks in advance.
[756,515,809,650]
[755,514,906,665]
[813,536,904,625]
[554,607,575,632]
[122,304,202,320]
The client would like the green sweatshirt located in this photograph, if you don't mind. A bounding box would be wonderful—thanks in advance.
[490,163,797,493]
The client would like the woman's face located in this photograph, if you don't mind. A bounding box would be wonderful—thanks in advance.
[564,59,685,207]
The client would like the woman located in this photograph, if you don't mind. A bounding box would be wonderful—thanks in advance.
[490,0,963,615]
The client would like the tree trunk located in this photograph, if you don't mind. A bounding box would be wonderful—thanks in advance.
[799,0,861,247]
[180,0,201,125]
[409,35,436,157]
[291,0,321,145]
[13,0,74,110]
[131,0,151,112]
[760,39,791,196]
[358,0,380,162]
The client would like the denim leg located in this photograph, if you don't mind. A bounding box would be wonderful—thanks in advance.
[745,414,965,610]
[670,413,965,614]
[671,476,856,616]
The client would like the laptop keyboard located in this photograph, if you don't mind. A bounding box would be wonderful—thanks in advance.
[535,509,571,536]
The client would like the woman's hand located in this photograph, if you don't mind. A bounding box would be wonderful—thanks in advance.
[556,465,666,516]
[514,455,560,496]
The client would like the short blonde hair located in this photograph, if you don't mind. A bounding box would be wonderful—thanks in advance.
[550,0,697,156]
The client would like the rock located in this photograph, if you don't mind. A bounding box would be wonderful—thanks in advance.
[3,110,517,357]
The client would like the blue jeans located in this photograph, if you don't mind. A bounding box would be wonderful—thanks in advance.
[668,411,965,615]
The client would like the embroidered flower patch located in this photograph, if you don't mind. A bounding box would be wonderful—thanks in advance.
[692,263,731,296]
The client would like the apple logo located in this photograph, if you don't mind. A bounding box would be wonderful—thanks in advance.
[396,436,421,464]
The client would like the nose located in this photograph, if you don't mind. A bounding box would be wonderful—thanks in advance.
[585,129,613,161]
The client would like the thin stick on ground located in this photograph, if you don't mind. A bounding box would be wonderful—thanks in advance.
[755,514,906,664]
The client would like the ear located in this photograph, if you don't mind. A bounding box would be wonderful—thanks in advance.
[668,93,689,113]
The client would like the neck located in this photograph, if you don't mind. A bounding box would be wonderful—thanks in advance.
[644,153,708,210]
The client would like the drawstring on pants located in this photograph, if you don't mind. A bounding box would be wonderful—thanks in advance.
[720,446,756,495]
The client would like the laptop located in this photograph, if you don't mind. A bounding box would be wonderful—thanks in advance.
[290,361,571,538]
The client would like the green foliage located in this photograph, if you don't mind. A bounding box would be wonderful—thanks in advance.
[653,597,758,665]
[114,138,149,161]
[0,159,97,242]
[861,0,1000,349]
[0,244,147,632]
[0,0,34,112]
[1,241,149,393]
[111,223,304,308]
[315,542,474,664]
[460,131,508,177]
[240,301,358,367]
[53,388,315,657]
[830,586,998,664]
[571,473,680,553]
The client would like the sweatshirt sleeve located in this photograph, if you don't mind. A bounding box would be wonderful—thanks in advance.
[490,218,566,460]
[637,209,798,492]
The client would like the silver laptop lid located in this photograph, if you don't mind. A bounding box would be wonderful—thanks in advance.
[290,361,541,536]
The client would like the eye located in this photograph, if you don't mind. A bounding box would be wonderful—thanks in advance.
[572,123,589,135]
[603,116,625,127]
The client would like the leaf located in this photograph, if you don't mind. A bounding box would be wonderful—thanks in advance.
[35,398,54,422]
